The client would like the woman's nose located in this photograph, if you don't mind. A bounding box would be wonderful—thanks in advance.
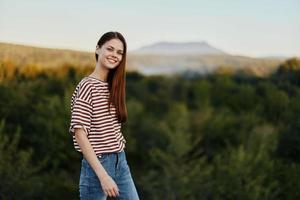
[112,51,117,58]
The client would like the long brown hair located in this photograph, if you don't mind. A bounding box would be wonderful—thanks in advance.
[95,31,128,123]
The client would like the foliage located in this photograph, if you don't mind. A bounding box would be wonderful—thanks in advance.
[0,58,300,199]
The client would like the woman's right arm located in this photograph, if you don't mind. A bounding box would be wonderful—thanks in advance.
[75,128,119,197]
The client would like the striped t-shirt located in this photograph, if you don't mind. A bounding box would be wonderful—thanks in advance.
[69,76,126,155]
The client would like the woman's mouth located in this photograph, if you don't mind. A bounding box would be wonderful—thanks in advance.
[107,58,117,64]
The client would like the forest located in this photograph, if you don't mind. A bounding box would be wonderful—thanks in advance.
[0,57,300,199]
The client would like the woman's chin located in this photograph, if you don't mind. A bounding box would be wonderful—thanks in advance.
[105,64,118,70]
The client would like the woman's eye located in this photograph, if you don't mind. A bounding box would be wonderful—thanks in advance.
[107,48,113,51]
[118,52,123,55]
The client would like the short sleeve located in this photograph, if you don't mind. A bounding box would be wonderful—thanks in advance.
[69,82,93,136]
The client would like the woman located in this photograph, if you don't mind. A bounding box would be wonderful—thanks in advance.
[69,31,140,199]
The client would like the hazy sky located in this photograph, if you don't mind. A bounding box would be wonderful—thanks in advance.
[0,0,299,57]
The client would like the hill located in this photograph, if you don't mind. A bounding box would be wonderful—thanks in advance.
[0,42,94,68]
[0,42,286,76]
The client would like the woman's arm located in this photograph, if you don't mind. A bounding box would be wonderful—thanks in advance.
[74,128,119,197]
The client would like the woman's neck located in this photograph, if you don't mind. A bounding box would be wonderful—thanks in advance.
[90,63,109,82]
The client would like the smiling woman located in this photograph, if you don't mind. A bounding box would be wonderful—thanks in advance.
[95,39,124,71]
[69,31,140,200]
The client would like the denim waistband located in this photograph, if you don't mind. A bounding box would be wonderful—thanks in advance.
[97,150,124,158]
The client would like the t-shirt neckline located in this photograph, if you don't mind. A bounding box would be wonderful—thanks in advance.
[86,76,108,84]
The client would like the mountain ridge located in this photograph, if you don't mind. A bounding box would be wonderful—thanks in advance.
[132,41,227,55]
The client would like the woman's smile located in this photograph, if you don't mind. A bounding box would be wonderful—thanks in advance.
[107,57,118,64]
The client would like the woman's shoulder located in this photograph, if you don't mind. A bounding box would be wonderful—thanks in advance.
[77,77,96,89]
[73,77,94,94]
[72,77,96,102]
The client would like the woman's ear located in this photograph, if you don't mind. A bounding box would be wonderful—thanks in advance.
[95,45,100,54]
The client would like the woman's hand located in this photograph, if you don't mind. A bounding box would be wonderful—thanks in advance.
[99,174,119,197]
[74,128,119,197]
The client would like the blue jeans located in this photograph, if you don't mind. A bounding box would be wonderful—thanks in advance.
[79,150,140,200]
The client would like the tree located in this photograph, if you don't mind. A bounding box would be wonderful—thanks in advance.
[0,120,43,199]
[275,58,300,84]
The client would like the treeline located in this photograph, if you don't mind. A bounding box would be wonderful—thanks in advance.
[0,58,300,199]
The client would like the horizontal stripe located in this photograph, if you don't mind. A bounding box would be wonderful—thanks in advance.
[69,77,125,156]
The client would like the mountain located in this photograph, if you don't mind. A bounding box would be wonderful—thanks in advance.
[0,42,284,77]
[132,41,227,55]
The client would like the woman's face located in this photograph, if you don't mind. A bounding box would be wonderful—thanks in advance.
[96,38,124,70]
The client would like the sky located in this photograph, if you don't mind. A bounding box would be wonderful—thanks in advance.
[0,0,299,57]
